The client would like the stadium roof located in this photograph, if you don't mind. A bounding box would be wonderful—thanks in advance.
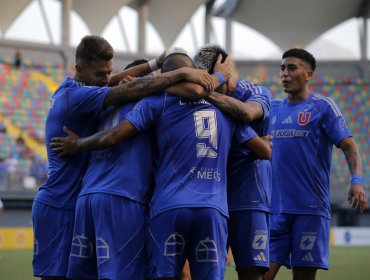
[0,0,369,51]
[214,0,370,50]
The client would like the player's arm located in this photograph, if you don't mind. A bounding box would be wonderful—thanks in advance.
[339,137,367,212]
[108,51,166,86]
[164,54,232,100]
[241,135,272,160]
[206,91,264,122]
[103,67,213,108]
[51,120,137,156]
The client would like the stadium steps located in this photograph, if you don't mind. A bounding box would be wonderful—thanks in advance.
[2,117,47,161]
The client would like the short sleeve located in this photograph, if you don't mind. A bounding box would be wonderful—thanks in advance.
[233,122,258,144]
[67,86,109,114]
[125,95,164,131]
[232,80,271,121]
[321,97,352,147]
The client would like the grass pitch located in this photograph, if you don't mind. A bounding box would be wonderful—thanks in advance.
[1,246,369,280]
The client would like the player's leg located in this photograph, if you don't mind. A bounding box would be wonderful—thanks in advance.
[146,209,190,279]
[263,262,282,280]
[292,267,317,280]
[67,194,98,279]
[187,207,228,280]
[92,193,146,280]
[32,201,75,279]
[290,215,330,280]
[229,210,270,280]
[263,214,293,280]
[181,260,191,280]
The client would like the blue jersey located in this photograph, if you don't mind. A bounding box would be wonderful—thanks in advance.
[269,93,352,218]
[35,77,109,209]
[79,103,154,204]
[126,94,257,218]
[227,80,272,211]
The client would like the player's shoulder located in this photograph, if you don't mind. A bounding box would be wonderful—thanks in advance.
[238,80,270,95]
[310,93,341,114]
[271,98,284,107]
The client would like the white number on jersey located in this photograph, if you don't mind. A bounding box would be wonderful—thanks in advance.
[194,110,218,158]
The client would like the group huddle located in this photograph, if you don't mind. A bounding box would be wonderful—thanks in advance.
[32,35,366,280]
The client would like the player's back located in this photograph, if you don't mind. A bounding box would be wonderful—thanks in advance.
[79,103,154,204]
[227,80,272,212]
[36,77,109,209]
[150,94,235,218]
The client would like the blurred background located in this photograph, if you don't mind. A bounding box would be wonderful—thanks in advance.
[0,0,369,279]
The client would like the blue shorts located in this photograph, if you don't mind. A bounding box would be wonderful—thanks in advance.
[228,210,269,271]
[269,214,330,269]
[146,208,227,280]
[32,201,75,277]
[67,193,146,280]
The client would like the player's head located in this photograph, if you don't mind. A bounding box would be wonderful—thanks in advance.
[74,35,114,87]
[193,44,228,73]
[282,48,316,72]
[161,48,194,73]
[124,59,148,70]
[280,48,315,95]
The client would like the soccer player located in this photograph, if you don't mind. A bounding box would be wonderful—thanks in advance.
[190,44,272,280]
[65,59,157,280]
[263,48,367,280]
[31,35,214,280]
[51,51,272,279]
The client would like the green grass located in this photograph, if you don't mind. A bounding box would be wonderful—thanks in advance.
[1,247,370,279]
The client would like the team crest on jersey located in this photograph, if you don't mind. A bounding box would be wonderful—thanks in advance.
[297,112,311,125]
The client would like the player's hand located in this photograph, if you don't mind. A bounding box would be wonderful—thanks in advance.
[348,184,367,212]
[156,51,167,68]
[119,75,136,85]
[50,126,80,156]
[214,54,232,82]
[183,68,213,94]
[262,135,273,150]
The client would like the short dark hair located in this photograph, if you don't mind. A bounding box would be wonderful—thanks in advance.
[161,53,193,73]
[193,44,228,73]
[124,59,148,70]
[75,35,114,65]
[282,48,316,72]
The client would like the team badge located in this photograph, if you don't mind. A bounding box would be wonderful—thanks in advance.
[297,112,311,125]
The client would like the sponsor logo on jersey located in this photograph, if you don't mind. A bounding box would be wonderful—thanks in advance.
[298,112,311,125]
[300,232,317,250]
[253,251,267,262]
[302,252,315,262]
[189,166,221,182]
[271,129,310,138]
[282,116,293,124]
[252,233,267,250]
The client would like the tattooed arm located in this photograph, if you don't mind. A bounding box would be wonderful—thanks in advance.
[205,91,264,122]
[103,67,213,108]
[51,121,137,156]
